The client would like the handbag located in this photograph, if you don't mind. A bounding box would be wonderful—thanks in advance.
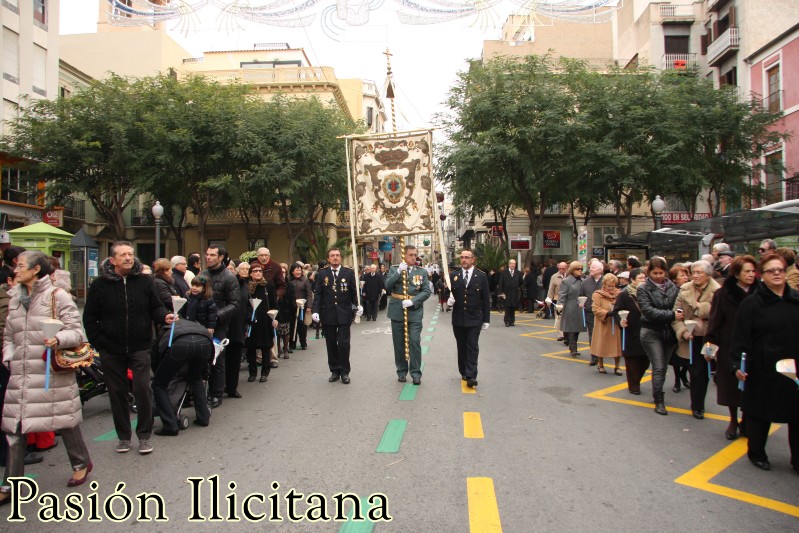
[42,288,96,371]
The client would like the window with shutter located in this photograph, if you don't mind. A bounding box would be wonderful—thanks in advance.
[2,28,19,84]
[32,44,46,96]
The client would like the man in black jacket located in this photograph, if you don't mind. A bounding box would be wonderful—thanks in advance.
[201,245,240,408]
[84,241,176,455]
[360,264,383,321]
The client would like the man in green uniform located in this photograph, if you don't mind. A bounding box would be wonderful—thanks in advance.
[384,245,432,385]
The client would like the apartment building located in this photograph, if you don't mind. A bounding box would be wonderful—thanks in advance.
[0,0,60,233]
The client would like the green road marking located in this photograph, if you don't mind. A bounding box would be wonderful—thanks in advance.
[430,320,438,325]
[423,335,433,342]
[24,474,38,479]
[339,497,375,533]
[422,345,429,355]
[94,418,138,442]
[399,383,419,401]
[376,419,407,453]
[427,327,436,332]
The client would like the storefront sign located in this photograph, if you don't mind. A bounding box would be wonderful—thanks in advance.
[509,237,532,251]
[660,212,711,225]
[43,209,63,227]
[542,230,561,249]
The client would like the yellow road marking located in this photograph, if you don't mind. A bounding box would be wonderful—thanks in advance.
[463,412,484,439]
[467,477,502,532]
[461,380,476,394]
[674,426,799,518]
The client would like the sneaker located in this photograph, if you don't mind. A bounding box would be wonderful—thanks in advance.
[138,439,153,455]
[115,440,131,453]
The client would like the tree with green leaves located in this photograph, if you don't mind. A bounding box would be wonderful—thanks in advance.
[1,74,145,241]
[136,74,252,256]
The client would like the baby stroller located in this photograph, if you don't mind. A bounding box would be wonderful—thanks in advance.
[76,353,137,412]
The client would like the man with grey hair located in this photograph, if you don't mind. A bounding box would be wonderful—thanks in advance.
[170,255,192,297]
[579,259,604,366]
[757,239,777,257]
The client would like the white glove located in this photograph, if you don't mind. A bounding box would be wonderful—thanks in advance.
[402,299,414,308]
[398,262,408,272]
[356,306,363,317]
[499,293,506,299]
[545,297,553,305]
[447,296,455,307]
[482,323,489,330]
[381,289,386,294]
[312,313,320,323]
[359,281,365,288]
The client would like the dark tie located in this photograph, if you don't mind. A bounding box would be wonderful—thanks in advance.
[332,269,338,282]
[464,270,469,285]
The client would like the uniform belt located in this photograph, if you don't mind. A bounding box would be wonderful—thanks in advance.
[391,293,407,299]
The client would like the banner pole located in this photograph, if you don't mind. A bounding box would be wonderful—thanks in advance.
[344,138,362,323]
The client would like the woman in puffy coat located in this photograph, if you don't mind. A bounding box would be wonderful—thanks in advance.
[153,258,178,312]
[671,260,720,420]
[638,256,683,416]
[0,251,92,502]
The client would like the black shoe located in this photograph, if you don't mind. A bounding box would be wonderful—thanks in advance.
[154,428,179,437]
[259,375,268,382]
[682,379,690,389]
[270,361,279,368]
[24,452,43,465]
[466,378,478,388]
[749,458,770,471]
[193,419,209,428]
[341,374,351,384]
[227,391,243,399]
[557,336,564,341]
[673,384,681,393]
[630,390,641,395]
[398,375,407,383]
[247,375,256,382]
[412,377,421,385]
[725,426,738,440]
[329,373,340,382]
[505,323,510,327]
[461,376,467,381]
[692,410,704,420]
[301,345,307,350]
[589,356,598,366]
[208,396,222,409]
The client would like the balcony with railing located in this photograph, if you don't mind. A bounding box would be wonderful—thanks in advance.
[60,197,85,220]
[662,53,698,70]
[707,27,740,66]
[658,3,695,24]
[130,207,154,226]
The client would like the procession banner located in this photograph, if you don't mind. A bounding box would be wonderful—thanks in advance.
[348,131,435,237]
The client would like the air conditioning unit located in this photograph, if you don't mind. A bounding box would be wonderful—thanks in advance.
[604,234,619,245]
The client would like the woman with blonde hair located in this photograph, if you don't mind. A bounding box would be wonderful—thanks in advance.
[558,261,585,358]
[0,251,92,503]
[591,274,622,375]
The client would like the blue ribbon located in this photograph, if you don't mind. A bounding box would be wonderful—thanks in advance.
[581,308,586,328]
[738,353,746,391]
[689,338,693,365]
[622,328,626,351]
[45,347,51,391]
[247,308,257,338]
[168,321,176,347]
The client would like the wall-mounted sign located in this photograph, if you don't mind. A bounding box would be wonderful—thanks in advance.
[509,237,532,251]
[43,209,63,227]
[542,230,561,249]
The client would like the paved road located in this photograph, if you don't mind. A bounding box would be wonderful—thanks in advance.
[4,299,797,531]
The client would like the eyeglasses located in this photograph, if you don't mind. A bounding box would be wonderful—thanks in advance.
[251,269,263,274]
[762,267,785,275]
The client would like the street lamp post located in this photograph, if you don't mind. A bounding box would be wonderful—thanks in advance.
[152,200,164,260]
[651,195,666,230]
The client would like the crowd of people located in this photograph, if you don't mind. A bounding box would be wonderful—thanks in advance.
[0,237,796,506]
[498,239,797,475]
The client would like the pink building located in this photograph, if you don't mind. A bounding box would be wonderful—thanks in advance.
[748,25,799,204]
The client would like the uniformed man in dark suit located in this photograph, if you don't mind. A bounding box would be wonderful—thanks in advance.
[447,248,491,388]
[384,245,432,385]
[312,248,362,384]
[360,264,384,321]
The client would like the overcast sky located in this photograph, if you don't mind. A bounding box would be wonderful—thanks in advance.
[58,0,534,129]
